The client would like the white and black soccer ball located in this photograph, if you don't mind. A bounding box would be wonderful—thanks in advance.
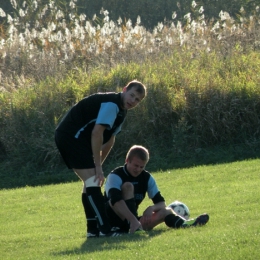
[167,200,190,220]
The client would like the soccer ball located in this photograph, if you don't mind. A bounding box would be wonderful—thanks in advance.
[167,200,190,220]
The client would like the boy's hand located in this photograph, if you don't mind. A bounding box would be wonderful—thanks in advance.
[129,219,143,233]
[94,165,105,186]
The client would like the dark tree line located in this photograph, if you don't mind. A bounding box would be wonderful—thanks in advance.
[1,0,259,29]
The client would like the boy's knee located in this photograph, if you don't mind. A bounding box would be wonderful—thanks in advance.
[153,207,171,221]
[121,182,134,192]
[121,182,134,199]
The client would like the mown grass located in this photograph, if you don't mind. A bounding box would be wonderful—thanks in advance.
[1,159,259,259]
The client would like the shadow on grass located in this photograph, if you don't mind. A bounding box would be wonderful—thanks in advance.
[0,143,259,189]
[52,230,164,256]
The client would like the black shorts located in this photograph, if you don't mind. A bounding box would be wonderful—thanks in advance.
[55,131,95,169]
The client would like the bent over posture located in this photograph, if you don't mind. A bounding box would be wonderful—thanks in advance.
[105,145,209,233]
[55,80,146,238]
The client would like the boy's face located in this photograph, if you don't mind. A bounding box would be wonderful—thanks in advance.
[126,156,147,177]
[121,86,145,110]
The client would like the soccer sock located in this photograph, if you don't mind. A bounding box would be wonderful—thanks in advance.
[116,198,137,233]
[120,219,130,233]
[181,213,209,227]
[81,193,97,233]
[164,213,185,228]
[182,218,196,226]
[86,187,111,234]
[125,198,137,218]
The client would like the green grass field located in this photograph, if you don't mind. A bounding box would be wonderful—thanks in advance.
[1,159,259,260]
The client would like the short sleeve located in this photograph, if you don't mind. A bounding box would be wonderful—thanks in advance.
[96,102,119,129]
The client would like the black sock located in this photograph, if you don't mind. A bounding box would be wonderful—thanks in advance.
[164,213,185,228]
[125,198,137,218]
[81,193,98,233]
[118,198,137,233]
[86,187,111,234]
[120,219,130,233]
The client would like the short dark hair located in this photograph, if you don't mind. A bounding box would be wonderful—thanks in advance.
[126,145,149,162]
[125,80,147,97]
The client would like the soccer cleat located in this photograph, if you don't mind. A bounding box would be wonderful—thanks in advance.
[110,227,121,232]
[87,232,99,238]
[99,231,122,237]
[182,213,209,228]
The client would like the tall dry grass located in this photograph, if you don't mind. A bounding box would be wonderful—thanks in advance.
[0,1,259,91]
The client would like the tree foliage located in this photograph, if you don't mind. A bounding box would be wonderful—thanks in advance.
[1,0,260,28]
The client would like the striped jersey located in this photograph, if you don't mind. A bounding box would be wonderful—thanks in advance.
[56,92,127,144]
[105,165,165,210]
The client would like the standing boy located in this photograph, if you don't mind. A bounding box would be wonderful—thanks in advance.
[55,80,147,237]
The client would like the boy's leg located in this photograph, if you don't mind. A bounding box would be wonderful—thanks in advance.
[121,182,138,218]
[108,182,141,233]
[74,169,112,236]
[139,206,209,230]
[140,207,170,230]
[164,210,209,228]
[81,189,98,237]
[105,201,128,232]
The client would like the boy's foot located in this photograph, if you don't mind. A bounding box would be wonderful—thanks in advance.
[111,226,121,232]
[182,213,209,227]
[87,231,99,238]
[99,231,122,237]
[87,229,122,238]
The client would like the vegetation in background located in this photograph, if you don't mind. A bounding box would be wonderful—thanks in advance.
[0,0,260,188]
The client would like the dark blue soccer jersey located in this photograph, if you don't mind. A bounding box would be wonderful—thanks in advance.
[105,165,165,209]
[56,92,127,144]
